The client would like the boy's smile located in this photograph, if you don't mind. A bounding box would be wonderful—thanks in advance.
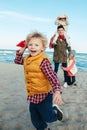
[27,38,44,56]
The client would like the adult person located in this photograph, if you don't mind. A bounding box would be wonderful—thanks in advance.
[49,25,71,88]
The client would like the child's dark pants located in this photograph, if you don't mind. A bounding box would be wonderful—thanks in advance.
[29,93,58,130]
[67,76,76,85]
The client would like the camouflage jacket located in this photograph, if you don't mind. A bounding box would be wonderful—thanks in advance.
[53,39,71,63]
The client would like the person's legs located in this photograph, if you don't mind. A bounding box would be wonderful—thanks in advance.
[62,63,68,82]
[67,76,77,86]
[54,62,59,73]
[29,102,47,130]
[71,76,77,86]
[37,94,63,123]
[62,63,69,87]
[67,76,72,85]
[72,76,76,84]
[29,94,63,130]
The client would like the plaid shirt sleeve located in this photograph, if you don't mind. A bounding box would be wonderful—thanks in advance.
[40,58,62,94]
[14,50,24,65]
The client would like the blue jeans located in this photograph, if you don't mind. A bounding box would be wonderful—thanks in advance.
[29,94,58,130]
[54,62,68,82]
[67,76,76,85]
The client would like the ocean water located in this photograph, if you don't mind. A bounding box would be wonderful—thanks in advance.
[0,49,87,71]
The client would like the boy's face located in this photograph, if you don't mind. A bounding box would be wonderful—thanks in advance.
[58,28,64,35]
[27,38,44,56]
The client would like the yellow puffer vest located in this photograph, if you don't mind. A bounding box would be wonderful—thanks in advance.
[24,52,52,96]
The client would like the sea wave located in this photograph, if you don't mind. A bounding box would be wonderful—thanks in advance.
[0,49,87,71]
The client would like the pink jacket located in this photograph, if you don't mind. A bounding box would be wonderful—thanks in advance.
[62,59,78,76]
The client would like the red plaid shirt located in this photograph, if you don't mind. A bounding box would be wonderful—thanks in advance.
[14,50,62,104]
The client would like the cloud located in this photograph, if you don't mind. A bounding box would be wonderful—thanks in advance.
[0,10,53,23]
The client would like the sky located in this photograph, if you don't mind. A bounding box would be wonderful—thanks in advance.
[0,0,87,53]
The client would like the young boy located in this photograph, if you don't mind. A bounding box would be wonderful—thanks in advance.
[14,32,63,130]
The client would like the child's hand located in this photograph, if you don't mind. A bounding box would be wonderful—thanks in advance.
[19,47,26,54]
[53,91,63,105]
[16,40,27,54]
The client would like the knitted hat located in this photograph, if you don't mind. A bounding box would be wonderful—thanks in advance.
[58,14,68,19]
[69,50,76,56]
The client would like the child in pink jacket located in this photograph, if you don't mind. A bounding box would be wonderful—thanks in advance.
[62,50,78,87]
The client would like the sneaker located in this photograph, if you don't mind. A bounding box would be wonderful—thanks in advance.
[63,82,68,88]
[53,104,63,121]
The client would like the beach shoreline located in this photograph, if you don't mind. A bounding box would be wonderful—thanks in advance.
[0,62,87,130]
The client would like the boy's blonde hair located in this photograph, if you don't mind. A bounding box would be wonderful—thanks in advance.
[26,32,47,50]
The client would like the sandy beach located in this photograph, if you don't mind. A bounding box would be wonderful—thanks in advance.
[0,62,87,130]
